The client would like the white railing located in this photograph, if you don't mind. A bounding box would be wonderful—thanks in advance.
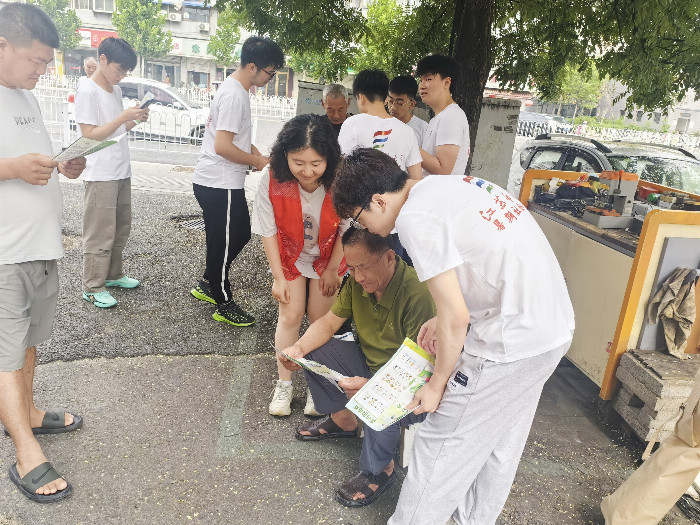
[516,120,700,157]
[583,127,700,155]
[33,89,290,155]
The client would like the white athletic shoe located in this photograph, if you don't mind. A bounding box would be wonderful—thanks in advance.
[269,380,293,416]
[303,387,322,417]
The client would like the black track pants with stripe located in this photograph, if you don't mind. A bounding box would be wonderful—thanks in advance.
[193,183,251,306]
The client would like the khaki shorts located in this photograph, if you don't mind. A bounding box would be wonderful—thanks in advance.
[0,260,58,372]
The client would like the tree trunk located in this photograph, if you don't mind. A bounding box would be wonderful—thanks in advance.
[450,0,494,173]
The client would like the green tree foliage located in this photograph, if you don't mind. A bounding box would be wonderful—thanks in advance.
[29,0,80,53]
[543,62,603,119]
[354,0,408,74]
[226,0,365,81]
[112,0,173,75]
[220,0,700,162]
[208,7,242,67]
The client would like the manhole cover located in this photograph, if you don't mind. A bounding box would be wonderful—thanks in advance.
[173,216,205,231]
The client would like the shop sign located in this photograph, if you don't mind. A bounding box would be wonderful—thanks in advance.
[78,29,91,48]
[170,38,183,55]
[78,28,119,48]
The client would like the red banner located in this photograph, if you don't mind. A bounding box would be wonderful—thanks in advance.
[79,28,119,48]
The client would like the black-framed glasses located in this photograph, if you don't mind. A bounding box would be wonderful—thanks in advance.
[259,67,277,79]
[350,205,367,229]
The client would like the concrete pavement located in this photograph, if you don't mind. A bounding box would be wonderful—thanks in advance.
[0,165,694,524]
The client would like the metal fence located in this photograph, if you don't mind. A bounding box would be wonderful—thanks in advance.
[516,120,700,156]
[35,76,295,154]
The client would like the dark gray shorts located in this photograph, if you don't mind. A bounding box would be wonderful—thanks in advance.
[0,260,58,372]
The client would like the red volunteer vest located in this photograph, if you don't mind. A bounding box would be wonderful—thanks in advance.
[269,176,347,281]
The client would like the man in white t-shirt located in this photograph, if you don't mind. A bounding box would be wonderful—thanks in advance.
[416,54,471,176]
[190,36,283,327]
[387,75,428,147]
[332,148,575,525]
[338,69,422,180]
[0,3,86,503]
[75,37,149,309]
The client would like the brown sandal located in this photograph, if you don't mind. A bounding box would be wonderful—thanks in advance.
[295,415,357,441]
[335,470,396,507]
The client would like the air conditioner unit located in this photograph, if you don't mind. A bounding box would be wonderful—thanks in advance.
[168,12,182,22]
[198,22,210,31]
[182,12,190,19]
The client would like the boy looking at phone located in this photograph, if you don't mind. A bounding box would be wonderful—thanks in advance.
[74,37,149,308]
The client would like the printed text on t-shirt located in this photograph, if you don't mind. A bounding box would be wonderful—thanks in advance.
[463,175,526,231]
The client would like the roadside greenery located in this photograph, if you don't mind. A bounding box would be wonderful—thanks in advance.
[207,7,243,67]
[112,0,173,76]
[30,0,80,53]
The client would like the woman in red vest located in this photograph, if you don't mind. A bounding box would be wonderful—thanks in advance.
[251,114,348,417]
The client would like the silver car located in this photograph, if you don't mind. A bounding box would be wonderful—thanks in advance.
[507,134,700,196]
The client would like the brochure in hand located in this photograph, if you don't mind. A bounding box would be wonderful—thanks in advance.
[346,337,434,432]
[53,133,126,162]
[275,347,348,392]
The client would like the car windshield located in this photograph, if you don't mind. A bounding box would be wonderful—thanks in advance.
[607,155,700,194]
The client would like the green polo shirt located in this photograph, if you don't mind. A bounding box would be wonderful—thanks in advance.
[331,257,437,372]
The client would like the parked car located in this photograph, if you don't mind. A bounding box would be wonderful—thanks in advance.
[68,78,210,145]
[119,78,210,144]
[507,134,700,196]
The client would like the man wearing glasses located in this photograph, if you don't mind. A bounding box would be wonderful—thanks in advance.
[278,228,435,508]
[190,36,284,327]
[387,75,428,146]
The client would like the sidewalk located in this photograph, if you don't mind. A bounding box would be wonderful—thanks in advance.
[0,173,693,524]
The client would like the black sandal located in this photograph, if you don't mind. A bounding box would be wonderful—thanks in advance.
[335,470,396,507]
[8,462,72,503]
[295,415,357,441]
[3,411,83,437]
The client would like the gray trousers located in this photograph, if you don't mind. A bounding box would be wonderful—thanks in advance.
[388,341,571,525]
[305,339,426,476]
[83,179,131,293]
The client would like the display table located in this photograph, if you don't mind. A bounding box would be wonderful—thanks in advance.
[519,169,700,400]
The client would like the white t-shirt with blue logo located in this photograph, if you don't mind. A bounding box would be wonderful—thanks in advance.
[396,175,575,362]
[338,114,422,172]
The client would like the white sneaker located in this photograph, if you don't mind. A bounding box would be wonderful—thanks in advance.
[269,380,293,416]
[304,387,322,417]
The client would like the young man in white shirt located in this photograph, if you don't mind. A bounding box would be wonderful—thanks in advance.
[338,69,422,180]
[190,36,283,327]
[332,148,575,525]
[416,54,471,176]
[387,75,428,147]
[75,37,149,308]
[0,3,86,503]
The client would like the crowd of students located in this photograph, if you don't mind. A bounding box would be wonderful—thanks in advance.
[0,4,579,525]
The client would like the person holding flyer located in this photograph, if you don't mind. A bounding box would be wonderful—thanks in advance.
[0,3,86,502]
[278,228,435,507]
[74,37,149,308]
[251,114,348,417]
[331,148,575,525]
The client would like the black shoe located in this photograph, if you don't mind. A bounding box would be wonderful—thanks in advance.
[191,280,215,304]
[213,301,256,327]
